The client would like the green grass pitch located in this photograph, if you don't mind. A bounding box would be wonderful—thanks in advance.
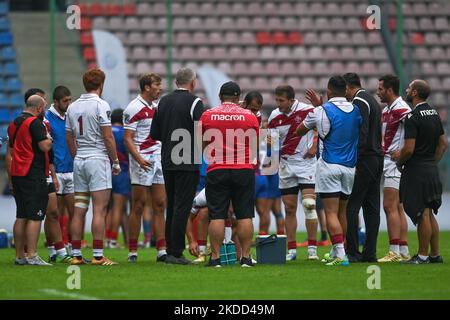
[1,231,449,300]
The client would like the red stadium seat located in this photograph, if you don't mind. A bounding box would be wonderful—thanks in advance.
[123,4,137,16]
[87,62,98,70]
[287,32,303,45]
[80,32,93,46]
[256,32,271,45]
[411,32,425,45]
[77,4,88,16]
[389,18,397,31]
[80,18,92,31]
[89,3,103,16]
[105,4,121,16]
[271,32,287,45]
[360,17,368,31]
[83,47,96,62]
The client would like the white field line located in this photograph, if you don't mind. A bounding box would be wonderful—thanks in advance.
[39,288,100,300]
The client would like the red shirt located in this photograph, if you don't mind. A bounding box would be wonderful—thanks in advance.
[8,113,49,178]
[200,102,259,172]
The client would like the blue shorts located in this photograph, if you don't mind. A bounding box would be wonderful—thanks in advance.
[112,170,131,197]
[266,174,281,199]
[197,175,206,192]
[255,175,269,199]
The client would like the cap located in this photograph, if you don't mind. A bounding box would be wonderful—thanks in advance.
[219,81,241,97]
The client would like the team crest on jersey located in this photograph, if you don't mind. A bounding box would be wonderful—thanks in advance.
[295,115,301,123]
[106,111,111,120]
[407,113,412,119]
[124,113,130,123]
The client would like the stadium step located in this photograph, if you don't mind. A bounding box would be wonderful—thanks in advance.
[9,12,85,99]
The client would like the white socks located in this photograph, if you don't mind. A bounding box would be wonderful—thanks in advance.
[400,245,409,257]
[390,244,400,255]
[334,243,345,259]
[308,246,317,256]
[224,227,232,243]
[47,245,56,257]
[157,250,167,257]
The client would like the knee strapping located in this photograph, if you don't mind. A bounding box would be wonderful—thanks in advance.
[302,194,317,220]
[74,194,90,209]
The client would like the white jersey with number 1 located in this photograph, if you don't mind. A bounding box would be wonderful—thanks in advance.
[65,93,111,159]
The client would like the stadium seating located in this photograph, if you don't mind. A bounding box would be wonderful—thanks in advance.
[0,0,22,153]
[76,0,450,113]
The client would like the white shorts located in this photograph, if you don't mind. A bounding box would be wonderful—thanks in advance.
[56,172,74,195]
[315,158,355,196]
[130,154,164,186]
[193,188,207,208]
[74,157,112,193]
[278,160,316,190]
[383,157,401,189]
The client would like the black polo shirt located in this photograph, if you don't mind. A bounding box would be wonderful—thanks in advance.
[150,89,204,171]
[352,88,383,158]
[404,102,444,167]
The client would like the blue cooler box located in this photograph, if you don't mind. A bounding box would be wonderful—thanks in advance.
[256,234,286,264]
[220,241,237,265]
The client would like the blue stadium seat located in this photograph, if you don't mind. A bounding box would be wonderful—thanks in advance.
[8,93,23,107]
[10,108,22,120]
[0,47,16,61]
[4,62,18,76]
[0,124,8,137]
[0,93,7,107]
[0,124,9,140]
[0,78,4,91]
[0,32,12,46]
[0,108,10,123]
[0,2,8,16]
[0,17,10,30]
[0,124,9,155]
[5,77,21,92]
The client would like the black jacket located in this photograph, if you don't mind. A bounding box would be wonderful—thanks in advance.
[150,89,204,171]
[352,89,383,158]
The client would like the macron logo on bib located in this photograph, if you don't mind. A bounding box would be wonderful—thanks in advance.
[211,114,245,121]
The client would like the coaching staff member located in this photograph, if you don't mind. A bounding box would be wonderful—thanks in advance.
[201,81,259,267]
[150,67,204,264]
[343,73,383,262]
[7,95,53,265]
[397,79,448,264]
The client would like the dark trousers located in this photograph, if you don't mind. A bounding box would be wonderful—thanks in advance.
[163,170,199,257]
[346,156,383,260]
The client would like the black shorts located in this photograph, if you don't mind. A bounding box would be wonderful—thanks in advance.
[12,177,48,221]
[206,169,255,220]
[400,164,442,225]
[280,184,315,196]
[48,182,56,194]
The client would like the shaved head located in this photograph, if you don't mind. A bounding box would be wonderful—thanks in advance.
[411,79,431,100]
[406,79,431,103]
[26,94,45,109]
[25,94,46,120]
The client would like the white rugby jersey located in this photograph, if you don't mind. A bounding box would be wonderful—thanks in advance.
[123,95,161,155]
[381,96,411,156]
[268,100,315,163]
[65,93,111,158]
